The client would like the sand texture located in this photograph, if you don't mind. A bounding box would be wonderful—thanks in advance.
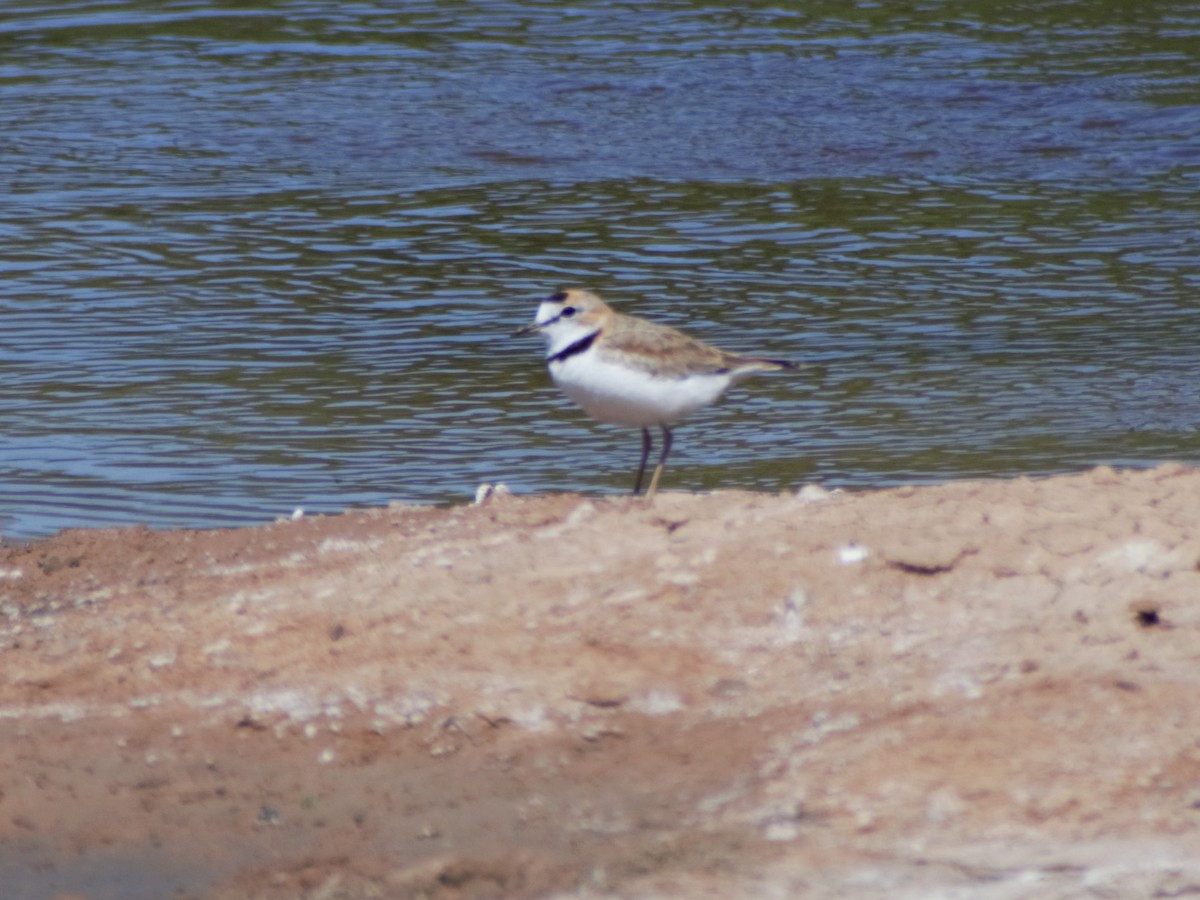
[3,464,1200,898]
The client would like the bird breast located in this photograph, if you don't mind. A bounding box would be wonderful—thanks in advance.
[549,352,732,427]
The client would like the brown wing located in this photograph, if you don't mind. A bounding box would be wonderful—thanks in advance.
[605,312,734,378]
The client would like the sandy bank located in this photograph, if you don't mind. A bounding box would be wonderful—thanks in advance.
[2,464,1199,898]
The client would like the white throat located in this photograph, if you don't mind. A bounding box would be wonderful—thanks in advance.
[534,302,601,360]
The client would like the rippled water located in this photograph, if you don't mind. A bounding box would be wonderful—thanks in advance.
[2,1,1199,539]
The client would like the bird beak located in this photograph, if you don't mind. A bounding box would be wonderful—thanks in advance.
[514,320,542,337]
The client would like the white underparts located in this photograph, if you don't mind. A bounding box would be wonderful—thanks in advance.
[549,351,733,427]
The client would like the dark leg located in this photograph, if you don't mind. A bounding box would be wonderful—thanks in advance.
[645,425,673,499]
[632,426,652,495]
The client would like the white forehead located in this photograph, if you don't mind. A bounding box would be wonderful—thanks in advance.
[535,300,565,325]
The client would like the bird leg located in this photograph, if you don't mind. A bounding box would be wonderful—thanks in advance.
[645,425,673,500]
[632,426,652,495]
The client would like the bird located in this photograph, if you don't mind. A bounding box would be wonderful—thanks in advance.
[516,288,796,498]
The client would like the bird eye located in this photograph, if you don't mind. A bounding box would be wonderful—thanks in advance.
[561,306,577,317]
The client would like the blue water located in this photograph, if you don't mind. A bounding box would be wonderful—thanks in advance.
[3,1,1199,540]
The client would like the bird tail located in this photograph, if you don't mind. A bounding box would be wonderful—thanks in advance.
[734,357,799,374]
[722,356,805,385]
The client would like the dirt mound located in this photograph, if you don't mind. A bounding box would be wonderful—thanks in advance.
[3,464,1199,898]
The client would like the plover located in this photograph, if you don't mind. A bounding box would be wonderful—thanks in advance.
[517,288,796,498]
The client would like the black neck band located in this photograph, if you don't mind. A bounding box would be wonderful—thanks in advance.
[548,331,598,364]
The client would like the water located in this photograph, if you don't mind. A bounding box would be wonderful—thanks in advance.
[3,1,1199,540]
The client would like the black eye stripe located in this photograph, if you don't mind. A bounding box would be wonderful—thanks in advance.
[549,290,569,303]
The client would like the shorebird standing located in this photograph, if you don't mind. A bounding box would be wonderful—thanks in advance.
[517,288,796,498]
